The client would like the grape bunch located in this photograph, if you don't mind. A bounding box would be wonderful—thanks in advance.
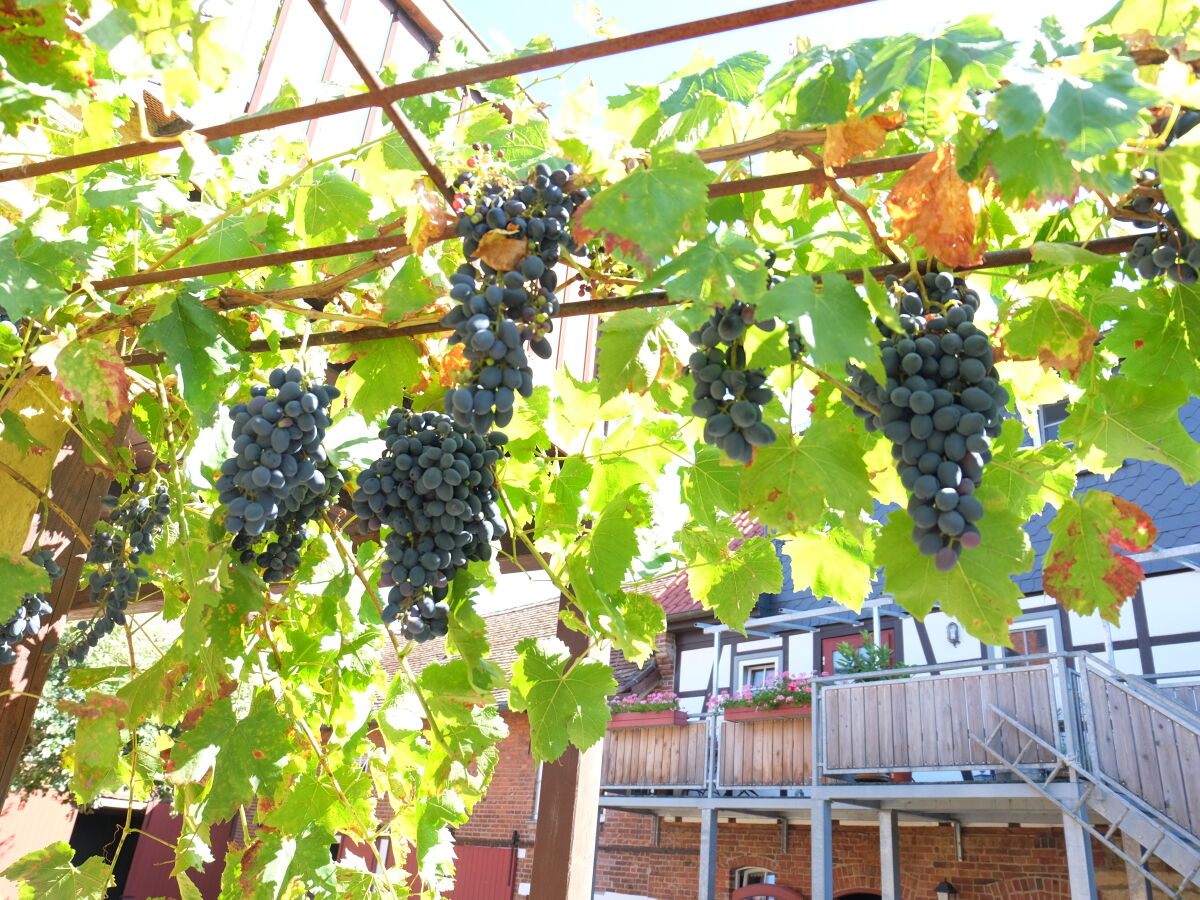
[845,272,1007,571]
[351,408,507,642]
[441,162,589,433]
[687,302,778,464]
[0,550,63,666]
[215,368,345,582]
[65,486,171,663]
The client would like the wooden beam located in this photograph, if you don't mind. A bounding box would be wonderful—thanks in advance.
[529,592,604,899]
[0,433,112,809]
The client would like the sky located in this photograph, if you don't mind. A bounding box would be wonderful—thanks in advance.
[448,0,1108,109]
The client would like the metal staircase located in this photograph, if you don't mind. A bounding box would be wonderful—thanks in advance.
[970,659,1200,898]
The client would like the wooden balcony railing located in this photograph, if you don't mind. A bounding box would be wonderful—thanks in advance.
[598,653,1200,823]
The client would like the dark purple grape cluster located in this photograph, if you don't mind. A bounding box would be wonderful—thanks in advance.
[0,549,62,666]
[215,368,345,582]
[441,163,589,433]
[846,273,1006,571]
[687,302,778,464]
[65,486,171,664]
[351,408,507,642]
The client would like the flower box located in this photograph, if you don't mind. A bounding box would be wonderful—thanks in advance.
[722,702,811,721]
[608,709,689,729]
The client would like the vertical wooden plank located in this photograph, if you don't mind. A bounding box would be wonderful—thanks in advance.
[995,670,1020,761]
[1173,726,1200,835]
[863,683,880,769]
[903,678,923,767]
[1126,692,1165,813]
[1106,684,1143,795]
[1029,668,1056,761]
[0,433,110,809]
[838,687,852,768]
[963,671,984,766]
[850,685,866,769]
[892,680,910,769]
[1012,670,1035,762]
[1090,677,1119,779]
[945,676,967,766]
[920,677,940,767]
[977,670,998,769]
[827,688,844,768]
[876,682,894,764]
[1149,711,1190,829]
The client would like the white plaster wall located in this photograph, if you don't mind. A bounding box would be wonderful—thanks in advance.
[1153,641,1200,675]
[677,647,713,693]
[1112,647,1143,674]
[920,611,987,663]
[678,695,706,716]
[1142,571,1200,637]
[1068,602,1137,646]
[788,633,813,673]
[737,637,783,652]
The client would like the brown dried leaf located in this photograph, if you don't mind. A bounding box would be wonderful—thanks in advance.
[885,145,984,268]
[410,179,457,255]
[473,229,527,272]
[823,112,905,169]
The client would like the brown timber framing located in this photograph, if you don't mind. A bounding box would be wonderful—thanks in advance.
[305,0,453,202]
[0,0,878,184]
[119,232,1142,366]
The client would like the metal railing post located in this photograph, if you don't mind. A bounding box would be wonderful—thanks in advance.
[1055,655,1081,776]
[811,678,822,789]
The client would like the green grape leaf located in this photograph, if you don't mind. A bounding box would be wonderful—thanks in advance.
[1062,375,1200,482]
[297,169,372,239]
[680,445,743,529]
[1,842,110,900]
[595,308,663,403]
[1043,491,1157,623]
[663,51,770,113]
[497,120,556,170]
[740,402,873,532]
[0,552,50,621]
[1001,295,1099,379]
[445,583,505,695]
[758,274,878,372]
[783,527,876,611]
[180,214,267,270]
[877,511,1026,645]
[335,338,421,423]
[649,232,766,329]
[1104,284,1200,394]
[589,485,652,593]
[421,659,495,706]
[240,827,338,900]
[0,225,89,320]
[141,294,242,426]
[981,419,1076,521]
[508,637,616,761]
[381,255,443,319]
[53,338,131,426]
[567,554,664,664]
[1040,52,1158,160]
[575,149,711,269]
[63,693,130,805]
[986,133,1079,204]
[687,534,782,633]
[1159,134,1200,236]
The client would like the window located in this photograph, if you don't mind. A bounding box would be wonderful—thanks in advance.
[734,866,777,887]
[1021,399,1070,447]
[740,660,777,688]
[1006,625,1049,659]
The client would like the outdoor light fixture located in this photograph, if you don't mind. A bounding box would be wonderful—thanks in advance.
[935,880,959,900]
[946,622,961,647]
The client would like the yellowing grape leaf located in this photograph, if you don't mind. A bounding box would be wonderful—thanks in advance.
[885,145,983,268]
[53,338,131,426]
[1001,295,1099,379]
[823,112,905,168]
[1044,491,1156,623]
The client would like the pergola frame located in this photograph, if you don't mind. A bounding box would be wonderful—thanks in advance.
[0,2,1172,899]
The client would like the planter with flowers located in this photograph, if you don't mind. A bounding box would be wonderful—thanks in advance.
[708,672,813,721]
[607,691,688,729]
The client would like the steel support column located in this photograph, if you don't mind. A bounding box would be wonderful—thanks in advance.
[1062,810,1098,900]
[812,799,834,900]
[698,807,719,900]
[879,809,900,900]
[1120,833,1153,900]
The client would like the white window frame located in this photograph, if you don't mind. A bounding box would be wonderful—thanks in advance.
[734,866,777,887]
[737,657,778,689]
[988,611,1061,660]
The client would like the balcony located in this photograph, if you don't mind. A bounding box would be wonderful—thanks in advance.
[599,653,1200,842]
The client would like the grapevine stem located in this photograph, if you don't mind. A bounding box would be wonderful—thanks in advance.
[222,288,388,328]
[795,358,879,416]
[319,513,450,755]
[797,147,900,264]
[0,459,92,549]
[493,484,575,608]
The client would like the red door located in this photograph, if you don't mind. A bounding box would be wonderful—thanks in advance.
[820,628,895,675]
[446,845,516,900]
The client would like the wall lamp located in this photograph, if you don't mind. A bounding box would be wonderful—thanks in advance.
[946,622,961,647]
[935,880,959,900]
